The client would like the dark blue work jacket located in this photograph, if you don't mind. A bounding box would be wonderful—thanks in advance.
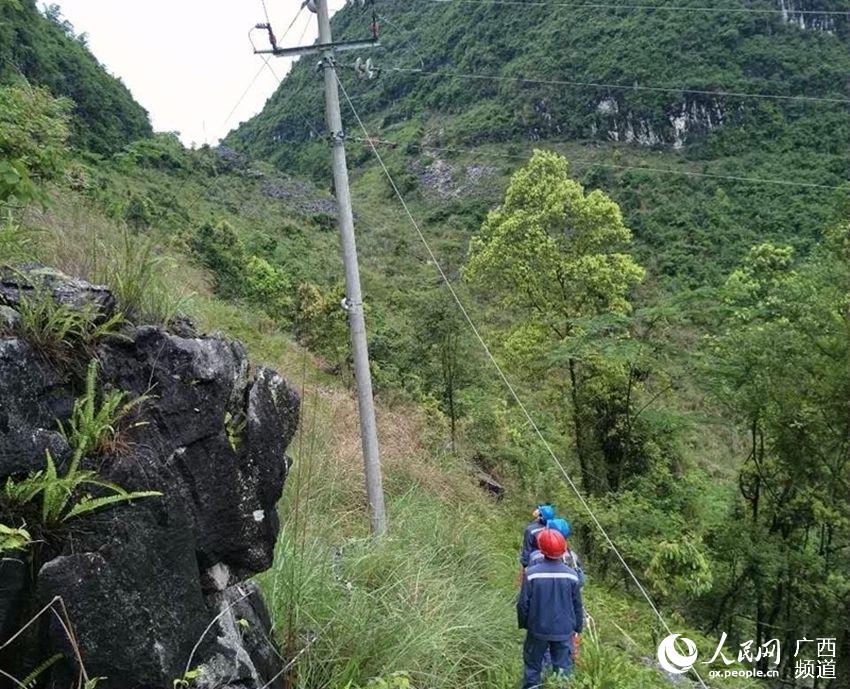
[528,548,586,585]
[519,520,546,567]
[517,558,584,641]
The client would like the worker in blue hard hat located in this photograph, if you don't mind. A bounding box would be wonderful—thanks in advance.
[519,504,556,573]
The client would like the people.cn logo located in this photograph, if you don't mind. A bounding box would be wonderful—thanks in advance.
[657,634,699,674]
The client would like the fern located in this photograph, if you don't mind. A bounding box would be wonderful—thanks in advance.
[63,490,161,521]
[20,653,63,689]
[4,360,159,527]
[59,359,149,471]
[173,666,204,688]
[0,522,32,553]
[224,411,247,452]
[4,450,161,526]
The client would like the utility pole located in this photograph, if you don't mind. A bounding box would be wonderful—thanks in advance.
[253,0,387,535]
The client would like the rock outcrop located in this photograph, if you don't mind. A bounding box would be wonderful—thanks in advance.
[0,266,299,689]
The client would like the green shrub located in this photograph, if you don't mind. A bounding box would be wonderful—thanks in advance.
[190,219,246,298]
[0,84,71,206]
[118,133,186,172]
[294,282,350,378]
[123,193,153,230]
[244,255,293,320]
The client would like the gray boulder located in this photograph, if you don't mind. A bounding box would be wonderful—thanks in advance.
[0,264,116,317]
[0,268,298,689]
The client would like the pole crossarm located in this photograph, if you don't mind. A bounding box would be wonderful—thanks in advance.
[254,37,380,58]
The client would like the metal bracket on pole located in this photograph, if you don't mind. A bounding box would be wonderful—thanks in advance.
[340,297,363,313]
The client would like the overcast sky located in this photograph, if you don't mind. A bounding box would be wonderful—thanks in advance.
[55,1,347,146]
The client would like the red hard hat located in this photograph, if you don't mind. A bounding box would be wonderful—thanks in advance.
[536,528,567,559]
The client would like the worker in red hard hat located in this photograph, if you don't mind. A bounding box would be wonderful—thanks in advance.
[528,517,585,586]
[517,528,584,688]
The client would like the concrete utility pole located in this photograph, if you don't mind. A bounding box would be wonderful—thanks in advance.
[254,0,387,535]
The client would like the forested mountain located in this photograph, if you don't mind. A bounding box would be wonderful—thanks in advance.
[2,1,849,687]
[227,0,850,285]
[0,0,151,153]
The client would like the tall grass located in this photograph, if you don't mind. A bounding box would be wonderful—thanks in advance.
[256,383,754,689]
[98,230,188,325]
[0,211,40,264]
[256,384,523,689]
[24,194,203,326]
[265,488,522,689]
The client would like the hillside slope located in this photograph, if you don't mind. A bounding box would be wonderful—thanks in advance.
[2,1,848,683]
[229,0,850,154]
[0,0,152,153]
[226,0,850,284]
[8,175,759,689]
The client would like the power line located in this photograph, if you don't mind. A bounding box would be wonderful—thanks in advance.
[220,61,269,133]
[297,11,313,45]
[335,68,711,689]
[260,0,273,25]
[429,0,850,16]
[348,136,847,191]
[389,66,850,105]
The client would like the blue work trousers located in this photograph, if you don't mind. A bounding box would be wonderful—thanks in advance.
[521,633,573,688]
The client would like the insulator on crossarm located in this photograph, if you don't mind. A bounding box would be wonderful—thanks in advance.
[365,58,380,80]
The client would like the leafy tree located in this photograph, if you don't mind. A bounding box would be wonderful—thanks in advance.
[703,231,850,677]
[408,287,476,449]
[466,149,644,492]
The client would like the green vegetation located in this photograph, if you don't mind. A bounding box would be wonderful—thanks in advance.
[3,447,158,526]
[58,358,149,459]
[0,522,31,553]
[3,360,160,528]
[228,0,850,286]
[2,3,848,684]
[12,289,123,367]
[19,654,64,689]
[0,82,70,206]
[0,1,151,154]
[467,150,646,494]
[698,230,850,656]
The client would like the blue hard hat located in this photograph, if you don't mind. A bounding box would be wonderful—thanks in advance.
[547,517,571,539]
[538,504,556,522]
